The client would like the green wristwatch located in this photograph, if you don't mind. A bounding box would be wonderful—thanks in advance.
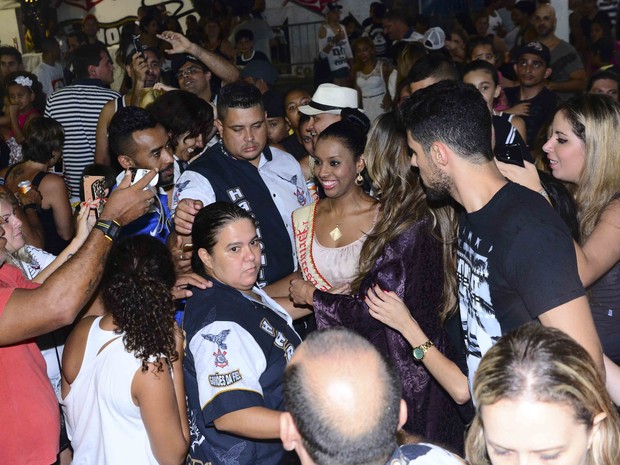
[412,340,434,361]
[94,219,121,241]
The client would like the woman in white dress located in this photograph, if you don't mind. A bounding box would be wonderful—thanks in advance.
[353,37,392,123]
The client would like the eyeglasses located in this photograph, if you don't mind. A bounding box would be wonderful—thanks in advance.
[517,59,545,69]
[176,66,203,79]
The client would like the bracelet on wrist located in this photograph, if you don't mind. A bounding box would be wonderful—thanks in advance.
[94,219,121,241]
[22,203,37,212]
[538,188,550,201]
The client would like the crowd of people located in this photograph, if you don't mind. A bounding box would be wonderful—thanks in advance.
[0,0,619,464]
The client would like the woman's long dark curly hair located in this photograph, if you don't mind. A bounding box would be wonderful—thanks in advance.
[100,235,177,373]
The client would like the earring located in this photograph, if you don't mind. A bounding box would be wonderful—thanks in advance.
[355,173,363,186]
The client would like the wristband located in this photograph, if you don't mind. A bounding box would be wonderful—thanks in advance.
[22,203,37,212]
[94,219,121,241]
[538,188,550,201]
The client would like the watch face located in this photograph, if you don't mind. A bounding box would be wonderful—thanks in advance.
[413,347,425,360]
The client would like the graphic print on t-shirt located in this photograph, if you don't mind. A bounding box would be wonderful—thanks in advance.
[457,226,502,388]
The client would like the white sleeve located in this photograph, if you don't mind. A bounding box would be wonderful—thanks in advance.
[188,320,267,408]
[172,170,217,213]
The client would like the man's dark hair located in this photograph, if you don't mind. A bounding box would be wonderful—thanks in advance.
[384,9,410,25]
[284,328,401,465]
[108,106,159,158]
[40,37,60,55]
[399,80,493,163]
[217,81,264,120]
[148,90,214,152]
[235,28,254,42]
[463,59,499,85]
[466,36,494,61]
[73,43,108,79]
[0,46,22,64]
[407,52,459,83]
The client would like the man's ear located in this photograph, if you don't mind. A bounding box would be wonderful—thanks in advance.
[545,67,552,79]
[117,155,136,170]
[431,142,450,167]
[280,412,301,451]
[214,118,223,134]
[87,63,97,79]
[398,399,408,430]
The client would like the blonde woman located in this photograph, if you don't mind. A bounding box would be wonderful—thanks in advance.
[466,323,620,465]
[497,94,620,371]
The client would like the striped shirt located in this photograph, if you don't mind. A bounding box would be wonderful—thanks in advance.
[45,80,119,200]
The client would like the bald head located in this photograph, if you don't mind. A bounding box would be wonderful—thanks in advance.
[533,4,557,38]
[283,328,403,465]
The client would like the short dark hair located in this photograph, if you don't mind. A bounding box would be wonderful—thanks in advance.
[40,37,60,55]
[235,28,254,42]
[191,202,256,274]
[22,117,64,164]
[73,43,108,79]
[0,46,22,64]
[148,90,214,152]
[216,81,264,120]
[284,328,401,465]
[399,80,493,163]
[587,69,620,92]
[384,9,410,25]
[407,52,459,83]
[108,106,159,159]
[466,36,494,61]
[463,59,499,86]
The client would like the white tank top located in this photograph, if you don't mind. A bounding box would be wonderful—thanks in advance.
[62,316,159,465]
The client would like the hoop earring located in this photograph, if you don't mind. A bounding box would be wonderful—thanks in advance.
[355,173,363,186]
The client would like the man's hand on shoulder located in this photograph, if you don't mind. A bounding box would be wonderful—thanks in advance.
[174,198,203,235]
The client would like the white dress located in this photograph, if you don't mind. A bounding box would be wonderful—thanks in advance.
[356,61,387,123]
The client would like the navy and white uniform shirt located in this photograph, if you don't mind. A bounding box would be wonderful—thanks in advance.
[183,279,300,465]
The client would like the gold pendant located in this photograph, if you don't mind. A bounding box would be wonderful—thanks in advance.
[329,225,342,241]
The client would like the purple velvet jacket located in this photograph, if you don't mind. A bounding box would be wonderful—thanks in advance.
[312,217,465,451]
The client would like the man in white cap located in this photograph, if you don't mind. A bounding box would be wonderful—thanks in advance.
[423,27,446,52]
[298,83,360,147]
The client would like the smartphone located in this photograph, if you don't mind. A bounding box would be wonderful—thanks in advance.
[495,143,525,167]
[129,168,159,188]
[132,34,145,59]
[83,175,106,219]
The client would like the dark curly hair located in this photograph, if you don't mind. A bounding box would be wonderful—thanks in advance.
[100,235,177,372]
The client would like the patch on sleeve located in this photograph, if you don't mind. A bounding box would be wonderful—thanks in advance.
[203,329,231,367]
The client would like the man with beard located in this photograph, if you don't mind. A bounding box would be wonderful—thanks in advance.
[533,3,586,101]
[108,106,175,242]
[173,82,309,287]
[401,79,603,387]
[504,41,558,148]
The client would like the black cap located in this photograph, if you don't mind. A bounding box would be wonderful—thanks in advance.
[515,41,551,67]
[171,53,209,74]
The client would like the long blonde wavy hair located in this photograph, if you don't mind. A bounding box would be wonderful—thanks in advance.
[465,323,620,465]
[351,112,458,322]
[557,94,620,242]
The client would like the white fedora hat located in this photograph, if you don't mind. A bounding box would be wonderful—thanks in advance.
[299,83,360,115]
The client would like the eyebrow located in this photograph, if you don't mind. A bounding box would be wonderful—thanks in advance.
[229,119,265,128]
